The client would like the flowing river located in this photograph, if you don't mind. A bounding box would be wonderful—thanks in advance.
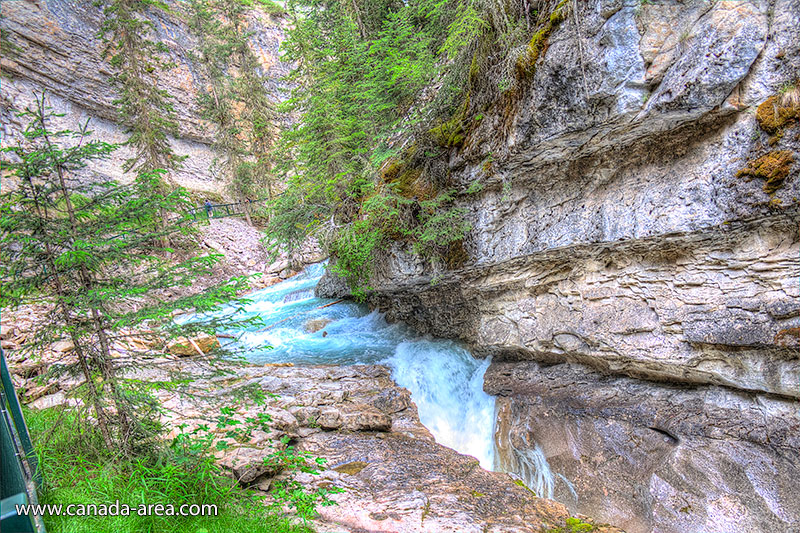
[183,263,497,469]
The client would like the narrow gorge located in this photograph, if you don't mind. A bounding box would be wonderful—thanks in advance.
[2,1,799,533]
[324,0,800,530]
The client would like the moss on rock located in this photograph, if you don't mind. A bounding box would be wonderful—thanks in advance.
[755,95,800,135]
[737,150,795,194]
[515,0,569,77]
[429,93,471,148]
[444,240,469,269]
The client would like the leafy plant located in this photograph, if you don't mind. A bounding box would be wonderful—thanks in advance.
[26,407,314,533]
[99,0,186,178]
[264,436,343,524]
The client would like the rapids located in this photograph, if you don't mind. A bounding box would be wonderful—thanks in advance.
[180,263,497,469]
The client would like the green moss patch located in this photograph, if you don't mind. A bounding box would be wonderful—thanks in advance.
[429,93,471,148]
[515,0,569,77]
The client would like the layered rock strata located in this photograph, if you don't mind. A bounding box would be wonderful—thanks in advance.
[0,0,287,194]
[325,1,800,531]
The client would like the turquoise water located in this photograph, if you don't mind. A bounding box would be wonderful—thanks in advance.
[180,263,496,468]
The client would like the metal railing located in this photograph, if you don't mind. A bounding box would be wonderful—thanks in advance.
[186,197,272,222]
[0,349,44,532]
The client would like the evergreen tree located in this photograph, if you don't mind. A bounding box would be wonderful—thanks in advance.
[186,0,278,222]
[268,0,471,294]
[99,0,185,178]
[0,93,249,454]
[268,0,566,294]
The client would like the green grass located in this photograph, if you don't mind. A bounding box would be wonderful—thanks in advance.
[25,407,313,533]
[545,516,597,533]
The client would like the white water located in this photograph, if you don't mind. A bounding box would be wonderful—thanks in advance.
[498,430,578,504]
[180,263,496,469]
[515,444,555,499]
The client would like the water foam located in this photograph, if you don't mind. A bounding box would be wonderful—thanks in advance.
[181,263,497,468]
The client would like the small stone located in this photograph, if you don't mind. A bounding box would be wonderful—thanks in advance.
[24,382,58,402]
[167,334,220,356]
[318,408,343,430]
[333,461,368,476]
[52,339,75,353]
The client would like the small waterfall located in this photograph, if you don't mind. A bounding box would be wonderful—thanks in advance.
[283,288,315,302]
[515,444,555,499]
[494,416,577,504]
[183,262,497,468]
[383,342,496,469]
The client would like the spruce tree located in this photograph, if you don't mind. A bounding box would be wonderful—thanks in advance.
[186,0,277,222]
[99,0,187,247]
[0,93,249,454]
[99,0,184,177]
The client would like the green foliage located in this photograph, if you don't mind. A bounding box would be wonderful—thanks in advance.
[328,220,383,299]
[99,0,185,178]
[25,407,314,533]
[438,3,488,60]
[264,436,343,524]
[545,517,598,533]
[173,405,341,526]
[267,0,573,294]
[415,192,471,249]
[185,0,278,203]
[429,93,471,147]
[254,0,286,15]
[465,179,484,194]
[0,93,251,454]
[267,0,477,293]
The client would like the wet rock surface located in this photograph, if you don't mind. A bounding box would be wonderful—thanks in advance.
[486,361,800,533]
[303,431,571,533]
[137,361,599,533]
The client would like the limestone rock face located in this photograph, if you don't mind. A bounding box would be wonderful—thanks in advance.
[0,0,288,195]
[356,1,800,531]
[147,361,591,532]
[372,216,800,399]
[486,361,800,533]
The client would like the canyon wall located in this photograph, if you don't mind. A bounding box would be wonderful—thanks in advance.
[0,0,287,196]
[359,1,800,531]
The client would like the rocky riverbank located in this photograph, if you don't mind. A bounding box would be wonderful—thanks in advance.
[4,329,621,533]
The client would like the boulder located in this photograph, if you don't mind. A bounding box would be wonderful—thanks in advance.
[317,408,343,430]
[342,404,392,432]
[167,334,220,356]
[218,446,280,484]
